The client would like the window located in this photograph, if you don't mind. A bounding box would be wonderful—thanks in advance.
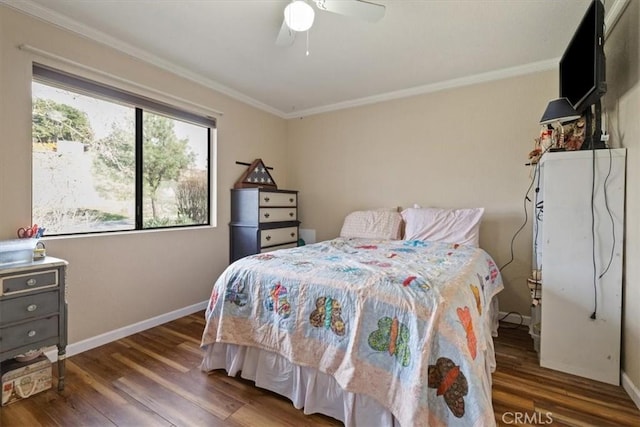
[32,64,215,235]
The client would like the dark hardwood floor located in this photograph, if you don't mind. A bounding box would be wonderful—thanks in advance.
[1,312,639,426]
[492,323,640,426]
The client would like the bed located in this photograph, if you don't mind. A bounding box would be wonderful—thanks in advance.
[201,208,503,426]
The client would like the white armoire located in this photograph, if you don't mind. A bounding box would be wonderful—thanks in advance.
[534,148,625,385]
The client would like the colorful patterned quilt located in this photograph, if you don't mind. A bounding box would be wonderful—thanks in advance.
[201,238,503,426]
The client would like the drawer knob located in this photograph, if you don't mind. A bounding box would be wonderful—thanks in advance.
[26,278,37,286]
[27,304,38,312]
[264,212,270,218]
[28,330,37,338]
[289,212,294,217]
[290,232,295,237]
[265,235,271,241]
[264,196,270,202]
[289,198,294,203]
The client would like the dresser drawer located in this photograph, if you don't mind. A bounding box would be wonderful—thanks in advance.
[259,208,297,223]
[2,270,58,295]
[0,290,59,324]
[261,226,298,247]
[0,315,59,350]
[260,243,298,253]
[259,192,297,207]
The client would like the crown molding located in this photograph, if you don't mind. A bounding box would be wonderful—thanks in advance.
[283,0,630,119]
[0,0,285,118]
[3,0,628,120]
[605,0,631,38]
[283,58,559,119]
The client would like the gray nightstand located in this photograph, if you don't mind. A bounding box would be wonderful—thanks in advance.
[0,257,68,391]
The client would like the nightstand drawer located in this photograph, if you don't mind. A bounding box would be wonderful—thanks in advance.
[261,227,298,247]
[259,208,297,223]
[2,270,58,295]
[0,290,59,323]
[0,316,59,350]
[259,192,297,207]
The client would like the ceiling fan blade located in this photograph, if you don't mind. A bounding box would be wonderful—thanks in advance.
[313,0,385,22]
[276,19,296,46]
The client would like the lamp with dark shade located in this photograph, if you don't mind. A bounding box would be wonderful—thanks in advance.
[539,97,582,151]
[540,97,581,125]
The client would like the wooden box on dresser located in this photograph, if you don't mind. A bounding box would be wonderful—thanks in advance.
[0,257,68,391]
[230,188,300,263]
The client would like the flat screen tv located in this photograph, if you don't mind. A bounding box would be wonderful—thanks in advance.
[559,0,606,114]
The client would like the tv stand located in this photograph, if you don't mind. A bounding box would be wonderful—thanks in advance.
[583,139,607,150]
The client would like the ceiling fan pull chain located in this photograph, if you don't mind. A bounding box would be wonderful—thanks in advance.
[306,30,310,56]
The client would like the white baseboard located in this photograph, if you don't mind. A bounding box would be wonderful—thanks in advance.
[46,300,208,361]
[622,371,640,410]
[498,310,531,326]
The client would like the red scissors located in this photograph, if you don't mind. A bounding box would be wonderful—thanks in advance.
[17,224,38,239]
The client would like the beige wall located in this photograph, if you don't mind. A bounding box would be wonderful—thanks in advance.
[0,6,288,343]
[604,0,640,397]
[3,1,638,403]
[287,71,557,317]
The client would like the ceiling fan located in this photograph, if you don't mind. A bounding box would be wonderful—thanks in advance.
[276,0,385,47]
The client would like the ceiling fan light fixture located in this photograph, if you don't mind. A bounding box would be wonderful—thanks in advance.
[284,0,315,32]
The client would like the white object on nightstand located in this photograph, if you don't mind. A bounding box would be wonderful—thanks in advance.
[299,228,316,244]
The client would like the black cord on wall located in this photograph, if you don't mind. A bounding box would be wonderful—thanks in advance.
[599,147,615,279]
[499,163,539,272]
[495,163,541,330]
[590,147,598,320]
[533,163,543,273]
[590,145,616,320]
[498,311,525,329]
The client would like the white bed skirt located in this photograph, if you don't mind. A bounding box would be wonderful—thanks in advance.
[201,342,400,426]
[200,298,500,427]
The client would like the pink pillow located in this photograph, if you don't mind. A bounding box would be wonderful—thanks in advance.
[401,207,484,247]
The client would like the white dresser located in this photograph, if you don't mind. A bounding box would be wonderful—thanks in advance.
[537,149,625,385]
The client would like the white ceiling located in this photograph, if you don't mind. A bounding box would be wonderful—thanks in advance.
[2,0,618,118]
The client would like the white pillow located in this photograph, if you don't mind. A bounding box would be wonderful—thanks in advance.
[340,210,403,240]
[401,207,484,247]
